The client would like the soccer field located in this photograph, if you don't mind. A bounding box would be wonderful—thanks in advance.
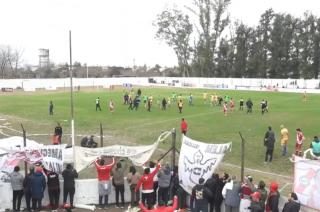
[0,87,319,176]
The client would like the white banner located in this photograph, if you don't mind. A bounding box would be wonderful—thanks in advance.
[74,131,172,172]
[293,156,320,211]
[41,145,64,173]
[178,135,231,194]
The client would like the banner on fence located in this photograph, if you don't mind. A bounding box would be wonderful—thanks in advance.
[74,131,172,172]
[293,156,320,211]
[178,135,231,194]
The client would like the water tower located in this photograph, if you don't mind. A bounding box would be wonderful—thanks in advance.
[39,48,50,68]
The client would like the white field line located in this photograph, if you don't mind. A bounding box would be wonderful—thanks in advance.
[221,162,292,179]
[0,125,22,134]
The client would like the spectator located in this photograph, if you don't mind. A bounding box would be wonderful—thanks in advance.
[204,173,218,212]
[249,192,264,212]
[310,136,320,158]
[170,166,187,211]
[190,177,212,212]
[157,164,171,205]
[239,175,255,212]
[62,164,78,208]
[266,182,280,212]
[257,180,267,210]
[112,161,125,208]
[222,175,241,212]
[139,196,178,212]
[135,161,161,209]
[127,166,140,207]
[295,128,305,156]
[181,118,188,135]
[23,166,34,212]
[282,192,300,212]
[214,173,228,212]
[45,170,60,210]
[10,165,24,212]
[95,157,115,209]
[30,166,46,211]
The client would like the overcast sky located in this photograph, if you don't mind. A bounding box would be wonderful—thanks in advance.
[1,0,319,67]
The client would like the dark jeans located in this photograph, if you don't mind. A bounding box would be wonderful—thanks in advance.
[153,181,158,205]
[265,148,274,162]
[115,184,125,206]
[32,198,42,210]
[208,199,216,212]
[48,188,60,209]
[142,192,154,209]
[13,190,24,211]
[158,186,169,205]
[63,187,75,206]
[99,195,108,207]
[130,184,140,206]
[194,199,208,212]
[25,190,32,211]
[214,198,223,212]
[225,205,239,212]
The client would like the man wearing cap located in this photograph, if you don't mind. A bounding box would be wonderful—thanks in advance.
[266,182,280,212]
[249,192,263,212]
[30,166,46,211]
[280,125,289,156]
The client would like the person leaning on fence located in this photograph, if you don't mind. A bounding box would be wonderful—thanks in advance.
[112,161,126,209]
[95,157,115,209]
[62,163,78,209]
[127,166,141,207]
[10,165,24,212]
[135,161,161,209]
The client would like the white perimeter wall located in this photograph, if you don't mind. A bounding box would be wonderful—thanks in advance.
[0,77,320,93]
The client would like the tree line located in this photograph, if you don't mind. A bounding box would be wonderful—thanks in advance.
[155,0,320,79]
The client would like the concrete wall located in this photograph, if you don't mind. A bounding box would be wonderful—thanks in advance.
[1,77,320,93]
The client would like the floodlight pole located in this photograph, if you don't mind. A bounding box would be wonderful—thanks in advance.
[69,30,76,166]
[21,124,27,176]
[239,132,245,182]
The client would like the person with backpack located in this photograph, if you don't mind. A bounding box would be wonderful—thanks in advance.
[190,177,212,212]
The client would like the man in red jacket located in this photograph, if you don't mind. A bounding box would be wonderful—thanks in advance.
[95,157,115,209]
[181,118,188,135]
[139,196,178,212]
[135,161,161,209]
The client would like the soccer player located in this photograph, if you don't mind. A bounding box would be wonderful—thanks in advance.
[229,98,235,112]
[109,99,115,113]
[239,98,244,111]
[49,101,54,115]
[295,128,305,156]
[223,102,228,116]
[96,97,101,111]
[246,98,253,114]
[180,118,188,135]
[178,99,183,114]
[261,99,267,115]
[203,92,208,104]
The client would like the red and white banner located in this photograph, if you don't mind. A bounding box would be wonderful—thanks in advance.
[293,156,320,210]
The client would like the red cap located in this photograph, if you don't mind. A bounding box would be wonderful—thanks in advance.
[270,182,278,192]
[251,192,261,200]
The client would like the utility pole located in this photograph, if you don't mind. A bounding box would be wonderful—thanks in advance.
[239,132,245,182]
[21,124,27,176]
[69,30,75,166]
[171,128,176,173]
[100,123,103,147]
